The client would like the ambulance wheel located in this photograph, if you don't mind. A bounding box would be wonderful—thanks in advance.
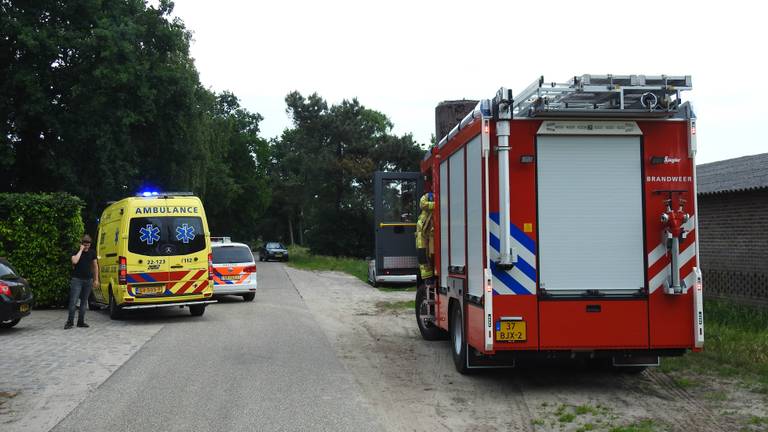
[242,293,255,302]
[450,303,470,374]
[108,289,123,320]
[416,287,446,341]
[189,304,206,316]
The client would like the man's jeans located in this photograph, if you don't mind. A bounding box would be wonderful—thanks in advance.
[67,277,92,324]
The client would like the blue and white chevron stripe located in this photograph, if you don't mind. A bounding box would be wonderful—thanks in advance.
[488,212,537,295]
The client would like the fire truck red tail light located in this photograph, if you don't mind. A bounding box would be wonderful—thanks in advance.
[118,256,127,285]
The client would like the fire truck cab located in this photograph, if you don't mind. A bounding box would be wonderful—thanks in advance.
[416,74,704,373]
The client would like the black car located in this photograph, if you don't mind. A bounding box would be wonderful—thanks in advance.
[0,258,33,328]
[258,242,289,262]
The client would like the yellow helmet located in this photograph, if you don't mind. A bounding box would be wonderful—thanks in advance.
[419,193,434,210]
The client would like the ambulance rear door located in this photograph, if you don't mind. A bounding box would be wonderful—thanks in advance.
[165,214,209,296]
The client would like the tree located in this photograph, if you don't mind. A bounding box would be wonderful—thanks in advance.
[0,0,270,242]
[266,91,425,257]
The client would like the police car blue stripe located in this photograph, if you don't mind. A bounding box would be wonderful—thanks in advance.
[490,261,531,295]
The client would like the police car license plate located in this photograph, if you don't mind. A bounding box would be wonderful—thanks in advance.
[137,285,164,295]
[222,275,240,281]
[495,320,527,342]
[19,303,29,313]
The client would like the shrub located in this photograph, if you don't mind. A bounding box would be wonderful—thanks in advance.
[0,193,85,307]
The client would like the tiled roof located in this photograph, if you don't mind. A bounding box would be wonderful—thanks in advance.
[697,153,768,194]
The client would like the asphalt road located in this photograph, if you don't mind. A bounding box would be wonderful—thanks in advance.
[52,261,383,432]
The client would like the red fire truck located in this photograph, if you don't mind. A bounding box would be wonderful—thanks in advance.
[416,74,704,373]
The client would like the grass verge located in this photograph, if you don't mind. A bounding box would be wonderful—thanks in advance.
[285,246,368,283]
[284,245,416,291]
[661,298,768,391]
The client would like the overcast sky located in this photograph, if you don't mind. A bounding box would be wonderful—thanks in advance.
[172,0,766,164]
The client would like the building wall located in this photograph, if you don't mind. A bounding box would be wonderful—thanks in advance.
[697,188,768,305]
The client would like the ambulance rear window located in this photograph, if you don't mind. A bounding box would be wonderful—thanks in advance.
[128,217,206,256]
[212,246,254,264]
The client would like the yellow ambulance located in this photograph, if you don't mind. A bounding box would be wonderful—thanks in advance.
[94,192,215,319]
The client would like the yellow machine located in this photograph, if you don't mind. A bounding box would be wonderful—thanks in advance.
[94,192,215,318]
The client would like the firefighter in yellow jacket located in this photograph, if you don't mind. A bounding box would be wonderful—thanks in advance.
[416,191,435,285]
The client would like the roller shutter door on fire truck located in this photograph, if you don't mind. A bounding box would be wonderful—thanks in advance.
[536,135,644,295]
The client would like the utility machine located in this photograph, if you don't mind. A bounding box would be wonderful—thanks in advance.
[368,171,423,286]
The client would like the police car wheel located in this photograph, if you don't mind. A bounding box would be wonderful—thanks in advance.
[189,304,205,316]
[242,293,255,302]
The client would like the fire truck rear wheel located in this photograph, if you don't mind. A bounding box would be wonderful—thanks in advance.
[450,303,470,374]
[415,287,447,341]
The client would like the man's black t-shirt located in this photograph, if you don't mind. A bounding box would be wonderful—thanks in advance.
[72,249,97,279]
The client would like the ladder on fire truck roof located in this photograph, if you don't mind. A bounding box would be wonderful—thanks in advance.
[512,74,692,118]
[436,74,693,149]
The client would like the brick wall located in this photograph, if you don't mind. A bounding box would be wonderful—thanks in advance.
[697,188,768,306]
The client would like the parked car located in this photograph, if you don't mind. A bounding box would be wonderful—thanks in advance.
[0,258,33,328]
[258,242,289,262]
[211,239,257,302]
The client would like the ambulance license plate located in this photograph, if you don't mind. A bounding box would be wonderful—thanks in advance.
[19,303,30,313]
[495,320,527,342]
[137,285,164,295]
[222,275,240,281]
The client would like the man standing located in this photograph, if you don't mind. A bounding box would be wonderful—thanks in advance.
[66,234,99,329]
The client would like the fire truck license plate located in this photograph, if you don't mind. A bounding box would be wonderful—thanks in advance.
[137,285,164,295]
[495,320,527,342]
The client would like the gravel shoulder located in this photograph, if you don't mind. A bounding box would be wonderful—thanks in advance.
[287,266,764,432]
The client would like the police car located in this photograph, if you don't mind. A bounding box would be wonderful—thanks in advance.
[210,238,257,302]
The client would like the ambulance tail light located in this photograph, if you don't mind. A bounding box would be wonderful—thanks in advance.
[244,265,257,273]
[208,253,213,281]
[118,256,127,285]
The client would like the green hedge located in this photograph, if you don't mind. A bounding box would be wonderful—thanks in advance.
[0,193,85,307]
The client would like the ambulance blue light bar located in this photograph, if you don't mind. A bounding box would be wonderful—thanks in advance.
[136,191,194,197]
